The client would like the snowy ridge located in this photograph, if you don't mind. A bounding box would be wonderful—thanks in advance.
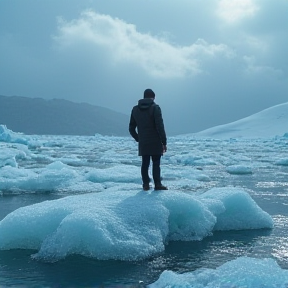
[194,102,288,139]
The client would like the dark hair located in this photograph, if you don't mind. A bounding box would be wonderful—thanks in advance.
[144,89,155,99]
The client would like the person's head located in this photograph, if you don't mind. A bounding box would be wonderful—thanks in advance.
[143,89,155,99]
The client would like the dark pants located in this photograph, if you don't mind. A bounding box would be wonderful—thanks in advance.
[141,155,161,185]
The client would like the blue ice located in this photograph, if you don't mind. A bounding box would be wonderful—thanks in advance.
[0,187,273,262]
[149,256,288,288]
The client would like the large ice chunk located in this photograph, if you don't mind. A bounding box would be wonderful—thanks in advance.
[0,188,273,262]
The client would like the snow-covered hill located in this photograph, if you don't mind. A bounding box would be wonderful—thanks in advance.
[194,102,288,138]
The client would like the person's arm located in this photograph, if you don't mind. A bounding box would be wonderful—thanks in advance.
[129,110,139,142]
[154,105,167,149]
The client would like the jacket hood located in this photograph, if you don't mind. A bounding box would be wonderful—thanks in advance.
[138,98,154,110]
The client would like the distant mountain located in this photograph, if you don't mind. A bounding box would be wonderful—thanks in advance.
[194,102,288,139]
[0,95,129,136]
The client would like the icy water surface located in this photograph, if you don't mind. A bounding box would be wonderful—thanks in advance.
[0,135,288,287]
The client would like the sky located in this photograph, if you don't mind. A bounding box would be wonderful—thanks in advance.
[0,0,287,134]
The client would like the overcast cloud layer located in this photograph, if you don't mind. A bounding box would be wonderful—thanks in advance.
[0,0,287,134]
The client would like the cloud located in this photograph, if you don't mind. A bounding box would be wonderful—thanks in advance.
[54,10,234,79]
[217,0,259,23]
[243,56,283,78]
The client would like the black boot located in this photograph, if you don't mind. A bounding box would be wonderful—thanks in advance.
[143,184,150,191]
[154,184,168,190]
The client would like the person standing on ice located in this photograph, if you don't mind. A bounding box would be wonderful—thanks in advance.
[129,88,168,191]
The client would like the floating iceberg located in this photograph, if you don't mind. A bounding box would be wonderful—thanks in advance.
[0,187,273,262]
[226,164,253,175]
[0,124,29,144]
[148,256,288,288]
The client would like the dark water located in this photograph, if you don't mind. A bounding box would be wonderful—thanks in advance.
[0,137,288,287]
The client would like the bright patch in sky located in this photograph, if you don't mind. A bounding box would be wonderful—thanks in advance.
[217,0,259,23]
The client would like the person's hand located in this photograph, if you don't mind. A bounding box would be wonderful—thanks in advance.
[163,145,167,153]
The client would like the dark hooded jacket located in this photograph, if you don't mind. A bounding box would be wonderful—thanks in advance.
[129,98,167,156]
